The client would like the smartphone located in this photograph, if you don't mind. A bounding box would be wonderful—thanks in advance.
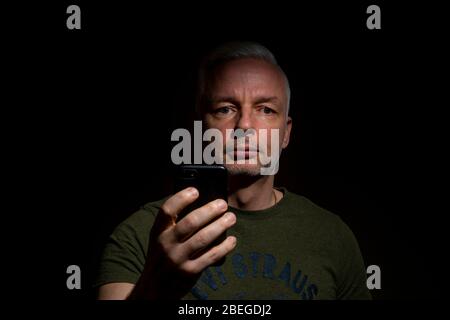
[173,164,228,256]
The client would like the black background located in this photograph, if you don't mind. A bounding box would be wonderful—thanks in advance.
[6,1,446,301]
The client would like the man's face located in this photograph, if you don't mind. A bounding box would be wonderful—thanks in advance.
[203,58,292,176]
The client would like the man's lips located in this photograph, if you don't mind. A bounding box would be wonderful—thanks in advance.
[227,146,259,160]
[234,147,258,152]
[232,144,258,151]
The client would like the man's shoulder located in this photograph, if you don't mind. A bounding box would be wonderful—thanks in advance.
[284,190,340,221]
[283,189,361,253]
[283,189,351,234]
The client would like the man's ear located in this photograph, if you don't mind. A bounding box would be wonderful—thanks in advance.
[281,116,292,149]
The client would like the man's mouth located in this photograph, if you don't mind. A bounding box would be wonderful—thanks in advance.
[228,145,259,160]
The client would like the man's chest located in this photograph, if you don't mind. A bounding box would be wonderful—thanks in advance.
[184,223,338,300]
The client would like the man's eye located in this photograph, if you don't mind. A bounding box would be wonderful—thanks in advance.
[262,106,275,114]
[214,107,232,114]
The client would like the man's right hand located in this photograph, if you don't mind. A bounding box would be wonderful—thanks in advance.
[123,187,237,300]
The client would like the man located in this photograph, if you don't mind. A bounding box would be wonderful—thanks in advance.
[95,42,371,300]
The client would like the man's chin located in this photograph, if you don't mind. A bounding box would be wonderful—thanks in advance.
[224,163,261,176]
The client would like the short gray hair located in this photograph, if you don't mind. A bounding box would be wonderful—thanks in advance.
[196,41,291,115]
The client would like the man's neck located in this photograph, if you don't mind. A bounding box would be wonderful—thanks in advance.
[227,174,276,211]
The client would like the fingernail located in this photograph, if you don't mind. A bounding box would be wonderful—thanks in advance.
[216,199,227,209]
[224,212,236,223]
[188,187,198,196]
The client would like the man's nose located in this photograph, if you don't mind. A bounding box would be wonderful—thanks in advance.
[235,109,253,130]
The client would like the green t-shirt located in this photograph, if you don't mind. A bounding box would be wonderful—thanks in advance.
[95,188,371,300]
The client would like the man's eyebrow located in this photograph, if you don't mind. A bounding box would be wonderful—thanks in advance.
[211,96,240,104]
[253,96,280,104]
[211,96,280,105]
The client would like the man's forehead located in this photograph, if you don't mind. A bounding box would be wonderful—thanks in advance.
[212,58,284,81]
[209,59,286,95]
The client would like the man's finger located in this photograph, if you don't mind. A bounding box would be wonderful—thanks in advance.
[182,236,237,274]
[153,187,199,233]
[181,212,236,257]
[174,199,228,241]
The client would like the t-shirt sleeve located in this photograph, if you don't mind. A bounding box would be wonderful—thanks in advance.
[94,208,156,288]
[335,219,372,300]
